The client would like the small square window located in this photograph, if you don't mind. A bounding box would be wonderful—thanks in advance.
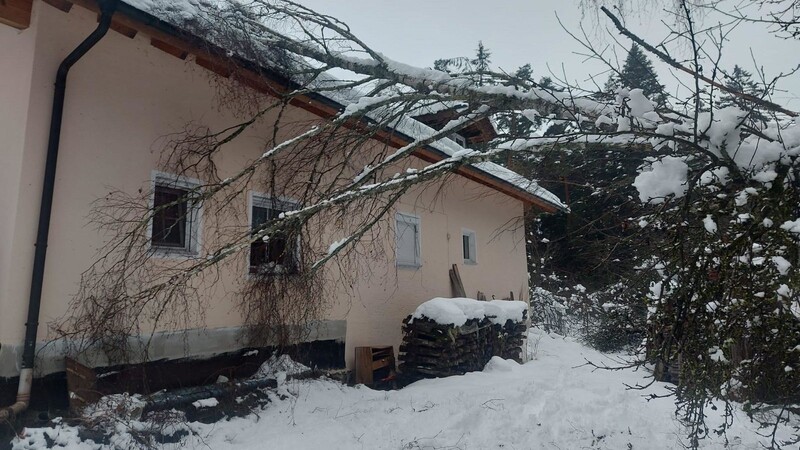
[462,229,477,264]
[150,172,202,256]
[250,194,300,275]
[396,212,421,268]
[450,133,468,148]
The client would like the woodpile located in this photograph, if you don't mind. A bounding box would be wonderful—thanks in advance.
[398,312,526,380]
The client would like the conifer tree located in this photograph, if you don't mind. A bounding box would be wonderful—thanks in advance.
[471,41,492,86]
[718,65,768,124]
[608,44,667,106]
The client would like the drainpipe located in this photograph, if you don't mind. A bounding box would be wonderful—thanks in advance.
[0,0,117,422]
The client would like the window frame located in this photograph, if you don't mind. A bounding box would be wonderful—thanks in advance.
[462,228,477,265]
[247,192,301,276]
[395,212,422,268]
[450,133,468,148]
[148,171,203,258]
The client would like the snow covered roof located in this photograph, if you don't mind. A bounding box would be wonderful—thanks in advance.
[109,0,566,211]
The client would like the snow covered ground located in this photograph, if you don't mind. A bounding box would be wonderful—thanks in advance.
[13,329,796,449]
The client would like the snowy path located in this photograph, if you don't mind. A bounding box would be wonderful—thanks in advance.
[13,330,791,449]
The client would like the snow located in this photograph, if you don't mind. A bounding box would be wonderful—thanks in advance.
[410,297,527,326]
[252,353,311,380]
[326,237,349,256]
[482,355,520,372]
[752,168,777,183]
[632,156,689,203]
[80,393,145,422]
[626,88,656,120]
[702,215,717,234]
[781,218,800,234]
[699,167,729,186]
[14,328,796,449]
[771,256,792,275]
[472,161,565,208]
[192,397,219,409]
[709,346,727,363]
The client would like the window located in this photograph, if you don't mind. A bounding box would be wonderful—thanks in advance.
[250,194,299,275]
[150,172,202,256]
[396,212,421,267]
[462,229,477,264]
[450,133,468,147]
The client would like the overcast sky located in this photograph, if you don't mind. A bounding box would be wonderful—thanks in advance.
[296,0,799,107]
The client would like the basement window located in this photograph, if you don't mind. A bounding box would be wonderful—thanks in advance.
[150,172,202,256]
[250,194,300,275]
[396,212,421,268]
[462,229,477,264]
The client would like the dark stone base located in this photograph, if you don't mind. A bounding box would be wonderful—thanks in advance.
[0,339,345,444]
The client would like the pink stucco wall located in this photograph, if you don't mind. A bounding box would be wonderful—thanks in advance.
[0,1,529,375]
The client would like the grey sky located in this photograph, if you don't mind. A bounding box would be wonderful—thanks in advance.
[297,0,799,108]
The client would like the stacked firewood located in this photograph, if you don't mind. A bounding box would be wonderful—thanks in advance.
[398,313,526,379]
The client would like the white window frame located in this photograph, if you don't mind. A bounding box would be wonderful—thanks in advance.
[148,170,203,258]
[462,228,477,265]
[248,191,301,276]
[395,212,422,268]
[450,133,468,148]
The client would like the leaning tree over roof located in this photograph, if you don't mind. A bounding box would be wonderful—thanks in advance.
[54,1,798,446]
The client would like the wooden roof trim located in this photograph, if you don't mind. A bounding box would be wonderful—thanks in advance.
[42,0,72,13]
[150,38,188,60]
[0,0,32,29]
[60,0,558,212]
[413,109,498,145]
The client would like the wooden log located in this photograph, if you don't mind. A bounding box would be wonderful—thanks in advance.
[399,309,527,381]
[450,264,466,297]
[403,320,451,334]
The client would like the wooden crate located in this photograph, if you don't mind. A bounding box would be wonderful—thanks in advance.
[65,357,101,412]
[354,346,395,385]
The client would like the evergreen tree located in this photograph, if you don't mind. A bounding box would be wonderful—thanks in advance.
[614,44,667,106]
[496,65,539,138]
[510,63,532,86]
[718,65,768,124]
[602,74,620,100]
[523,46,670,351]
[471,41,492,86]
[433,58,451,73]
[537,76,557,90]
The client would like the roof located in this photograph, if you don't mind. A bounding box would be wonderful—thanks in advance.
[47,0,567,212]
[413,108,498,145]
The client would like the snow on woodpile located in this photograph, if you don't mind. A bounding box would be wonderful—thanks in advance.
[401,298,527,380]
[410,297,527,326]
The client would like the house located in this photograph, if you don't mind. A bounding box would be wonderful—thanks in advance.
[0,0,565,414]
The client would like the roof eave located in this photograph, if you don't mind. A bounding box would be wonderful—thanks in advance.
[64,0,560,211]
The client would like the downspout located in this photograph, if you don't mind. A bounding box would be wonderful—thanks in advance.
[0,0,118,422]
